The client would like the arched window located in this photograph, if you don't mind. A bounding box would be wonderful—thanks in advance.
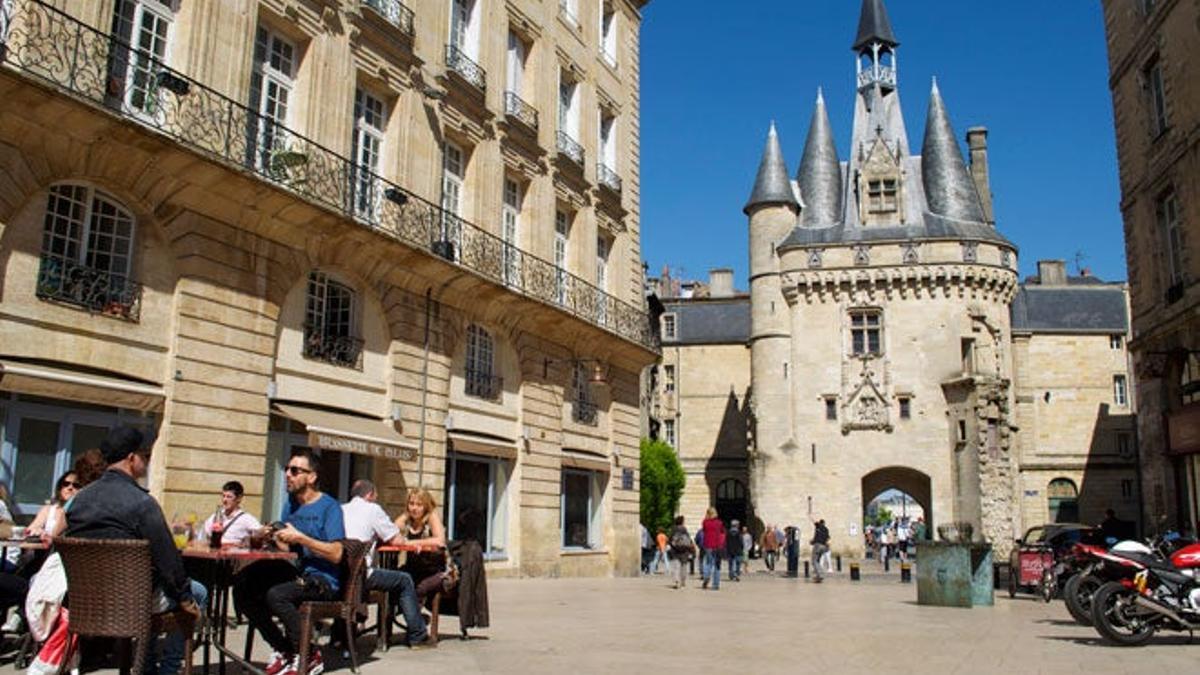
[715,478,748,526]
[571,362,597,425]
[1048,478,1079,523]
[304,271,361,368]
[717,479,746,501]
[37,184,141,320]
[465,324,500,400]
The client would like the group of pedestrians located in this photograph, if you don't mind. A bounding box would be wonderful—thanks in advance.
[866,516,925,563]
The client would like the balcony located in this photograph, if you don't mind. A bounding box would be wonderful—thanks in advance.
[503,90,538,131]
[573,399,598,426]
[36,255,142,321]
[361,0,414,37]
[857,65,896,90]
[597,163,621,192]
[0,0,656,352]
[445,43,486,92]
[556,131,584,166]
[465,367,503,401]
[303,329,365,369]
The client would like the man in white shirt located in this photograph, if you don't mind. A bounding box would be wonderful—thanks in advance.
[342,480,429,647]
[201,481,262,548]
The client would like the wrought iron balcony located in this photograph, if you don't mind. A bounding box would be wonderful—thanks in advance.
[1,0,656,352]
[361,0,414,37]
[597,163,622,192]
[572,399,598,425]
[857,65,896,89]
[503,91,538,131]
[303,328,365,369]
[36,255,142,321]
[445,43,486,92]
[465,367,504,401]
[556,131,585,166]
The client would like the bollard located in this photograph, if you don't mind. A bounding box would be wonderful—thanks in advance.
[850,562,860,581]
[803,561,810,578]
[884,555,890,573]
[900,562,912,583]
[836,554,842,572]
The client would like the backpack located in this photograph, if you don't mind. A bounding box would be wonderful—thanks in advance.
[670,530,693,552]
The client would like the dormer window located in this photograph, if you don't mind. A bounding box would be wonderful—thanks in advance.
[867,179,898,213]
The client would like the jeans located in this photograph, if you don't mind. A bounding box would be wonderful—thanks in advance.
[728,554,742,580]
[702,550,721,589]
[367,568,427,642]
[811,544,829,581]
[147,579,208,675]
[652,549,668,573]
[234,560,336,655]
[764,550,777,571]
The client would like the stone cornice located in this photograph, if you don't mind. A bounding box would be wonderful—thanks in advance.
[781,264,1018,305]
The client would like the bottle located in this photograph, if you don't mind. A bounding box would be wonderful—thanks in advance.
[210,505,224,548]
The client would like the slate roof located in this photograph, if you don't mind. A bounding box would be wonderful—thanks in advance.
[662,297,751,345]
[779,211,1013,248]
[853,0,899,50]
[744,123,799,215]
[1011,284,1128,334]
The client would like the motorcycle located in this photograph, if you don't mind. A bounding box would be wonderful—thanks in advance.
[1061,537,1162,626]
[1090,540,1200,645]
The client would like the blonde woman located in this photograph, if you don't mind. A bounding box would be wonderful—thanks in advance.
[395,488,448,599]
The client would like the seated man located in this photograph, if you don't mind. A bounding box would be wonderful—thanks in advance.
[64,426,206,675]
[341,479,430,647]
[234,449,344,675]
[201,481,262,548]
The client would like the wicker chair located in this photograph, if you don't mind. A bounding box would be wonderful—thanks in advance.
[54,537,196,675]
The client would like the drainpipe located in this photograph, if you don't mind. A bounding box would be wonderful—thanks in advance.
[416,287,433,486]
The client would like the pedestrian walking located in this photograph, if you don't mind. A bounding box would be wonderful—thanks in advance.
[741,526,753,573]
[810,518,830,583]
[667,516,695,589]
[761,525,779,571]
[725,519,744,581]
[640,523,653,574]
[653,528,669,573]
[700,508,725,590]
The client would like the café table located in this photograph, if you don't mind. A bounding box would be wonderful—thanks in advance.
[182,546,296,675]
[0,538,50,572]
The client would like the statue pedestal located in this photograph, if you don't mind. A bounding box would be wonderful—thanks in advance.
[915,542,994,608]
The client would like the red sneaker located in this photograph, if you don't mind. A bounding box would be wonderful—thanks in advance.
[264,652,291,675]
[284,649,323,675]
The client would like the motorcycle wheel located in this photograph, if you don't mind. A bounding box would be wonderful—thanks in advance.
[1091,581,1156,646]
[1064,573,1101,626]
[1039,568,1057,603]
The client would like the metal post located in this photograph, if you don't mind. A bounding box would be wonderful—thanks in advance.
[900,562,912,583]
[836,554,842,572]
[850,562,860,581]
[803,561,809,579]
[884,555,890,573]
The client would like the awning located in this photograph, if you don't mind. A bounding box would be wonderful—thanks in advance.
[562,449,611,473]
[272,402,417,462]
[0,359,164,411]
[448,431,518,460]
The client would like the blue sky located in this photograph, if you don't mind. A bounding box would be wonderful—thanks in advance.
[638,1,1126,288]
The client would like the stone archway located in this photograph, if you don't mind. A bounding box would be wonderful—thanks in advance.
[861,466,933,534]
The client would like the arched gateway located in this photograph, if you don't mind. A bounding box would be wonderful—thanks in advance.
[861,466,932,533]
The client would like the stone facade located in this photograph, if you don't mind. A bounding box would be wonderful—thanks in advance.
[0,0,655,578]
[1101,0,1200,532]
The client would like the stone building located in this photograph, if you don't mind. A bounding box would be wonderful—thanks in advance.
[1101,0,1200,533]
[649,0,1139,557]
[0,0,656,577]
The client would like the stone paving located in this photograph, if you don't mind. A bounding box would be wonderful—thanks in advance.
[5,566,1200,674]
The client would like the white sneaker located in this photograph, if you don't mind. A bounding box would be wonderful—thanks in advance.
[1,612,22,632]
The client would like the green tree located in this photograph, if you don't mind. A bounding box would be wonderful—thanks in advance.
[640,438,685,534]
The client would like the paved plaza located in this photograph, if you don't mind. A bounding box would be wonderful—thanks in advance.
[7,565,1200,675]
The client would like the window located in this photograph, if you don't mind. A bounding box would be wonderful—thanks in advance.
[1117,433,1133,459]
[1047,478,1079,523]
[439,142,465,261]
[664,419,675,447]
[599,3,617,66]
[957,420,967,443]
[554,210,571,304]
[248,26,297,175]
[572,362,598,425]
[595,235,610,325]
[1183,353,1200,405]
[597,111,619,189]
[558,72,580,142]
[37,184,140,319]
[465,324,500,401]
[351,88,386,222]
[1113,374,1128,407]
[849,309,882,357]
[825,397,837,421]
[1157,190,1183,287]
[961,338,976,374]
[867,179,898,213]
[1121,479,1134,500]
[661,313,677,340]
[558,0,579,28]
[1110,335,1124,350]
[502,178,521,286]
[663,365,675,393]
[898,397,911,419]
[449,0,480,60]
[561,468,603,549]
[505,31,526,97]
[1144,58,1167,137]
[304,271,361,368]
[109,0,174,118]
[445,452,510,558]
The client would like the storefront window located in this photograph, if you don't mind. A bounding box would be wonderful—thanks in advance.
[561,468,603,549]
[444,452,509,558]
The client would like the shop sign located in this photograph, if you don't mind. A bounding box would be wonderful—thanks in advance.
[309,432,415,461]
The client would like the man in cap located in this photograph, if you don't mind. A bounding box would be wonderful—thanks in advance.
[65,425,206,675]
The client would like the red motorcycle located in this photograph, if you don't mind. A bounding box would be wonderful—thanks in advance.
[1090,541,1200,645]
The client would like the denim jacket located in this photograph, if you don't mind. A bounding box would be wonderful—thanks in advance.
[64,469,194,603]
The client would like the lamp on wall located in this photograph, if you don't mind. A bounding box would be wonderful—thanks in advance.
[543,358,609,387]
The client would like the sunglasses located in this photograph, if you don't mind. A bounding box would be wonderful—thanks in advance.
[285,465,313,476]
[62,481,82,490]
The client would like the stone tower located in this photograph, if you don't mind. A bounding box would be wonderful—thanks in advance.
[745,0,1021,556]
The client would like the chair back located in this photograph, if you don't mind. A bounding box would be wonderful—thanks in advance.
[54,537,155,638]
[339,538,368,605]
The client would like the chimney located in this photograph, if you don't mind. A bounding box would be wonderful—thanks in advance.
[1037,260,1068,286]
[966,127,995,226]
[708,268,734,298]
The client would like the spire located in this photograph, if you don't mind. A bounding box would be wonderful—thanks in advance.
[853,0,899,51]
[797,89,842,227]
[921,79,986,223]
[744,122,799,215]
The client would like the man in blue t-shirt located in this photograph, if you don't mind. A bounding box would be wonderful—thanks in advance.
[234,448,345,675]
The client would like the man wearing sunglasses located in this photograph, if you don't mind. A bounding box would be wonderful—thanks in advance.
[234,448,344,675]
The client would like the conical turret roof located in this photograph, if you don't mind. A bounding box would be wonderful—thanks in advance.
[797,89,843,227]
[744,122,799,215]
[921,79,986,223]
[853,0,899,51]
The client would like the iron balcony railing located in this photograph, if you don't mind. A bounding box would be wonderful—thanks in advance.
[556,131,584,166]
[36,255,142,321]
[303,328,365,369]
[361,0,414,37]
[573,399,598,426]
[597,163,622,192]
[0,0,658,352]
[465,367,503,401]
[445,43,486,92]
[503,90,538,131]
[857,65,896,89]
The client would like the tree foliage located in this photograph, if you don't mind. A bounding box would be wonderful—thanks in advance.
[640,438,685,534]
[865,505,894,529]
